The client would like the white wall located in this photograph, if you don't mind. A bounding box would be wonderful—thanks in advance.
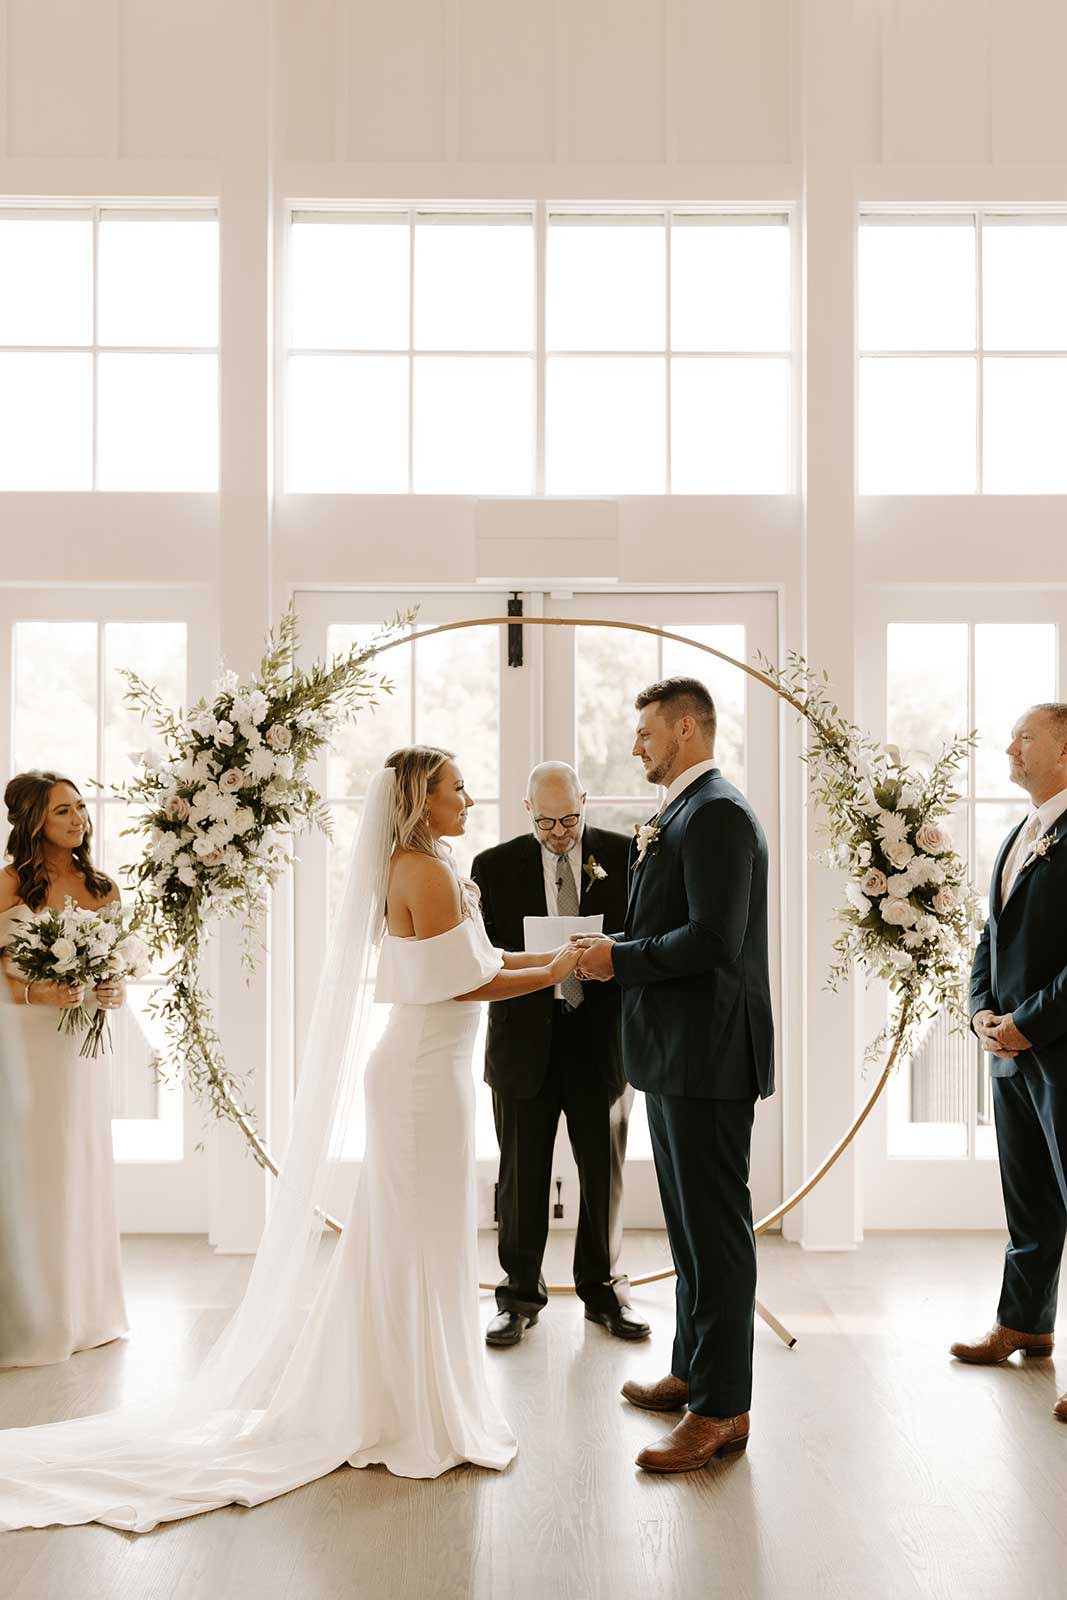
[2,0,1066,1248]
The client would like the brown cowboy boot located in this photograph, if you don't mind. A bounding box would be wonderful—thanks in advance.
[1053,1394,1067,1423]
[620,1373,689,1412]
[635,1410,749,1473]
[949,1324,1054,1364]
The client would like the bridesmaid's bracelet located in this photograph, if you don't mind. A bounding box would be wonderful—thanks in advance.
[22,980,35,1006]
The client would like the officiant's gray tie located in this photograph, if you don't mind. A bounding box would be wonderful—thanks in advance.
[556,857,584,1011]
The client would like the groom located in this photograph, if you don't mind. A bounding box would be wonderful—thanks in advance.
[575,676,774,1472]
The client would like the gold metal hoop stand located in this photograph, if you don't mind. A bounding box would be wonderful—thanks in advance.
[228,616,910,1345]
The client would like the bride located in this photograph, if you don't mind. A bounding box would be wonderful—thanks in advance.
[0,746,581,1532]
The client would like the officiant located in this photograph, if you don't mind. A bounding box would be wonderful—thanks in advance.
[471,763,649,1346]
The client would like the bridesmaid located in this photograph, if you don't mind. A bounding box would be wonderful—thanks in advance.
[0,771,129,1367]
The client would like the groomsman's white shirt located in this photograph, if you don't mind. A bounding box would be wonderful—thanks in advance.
[1000,784,1067,906]
[659,757,718,813]
[541,829,584,999]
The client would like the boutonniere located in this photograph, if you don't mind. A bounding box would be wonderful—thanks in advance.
[1022,828,1059,871]
[632,817,662,870]
[582,854,607,886]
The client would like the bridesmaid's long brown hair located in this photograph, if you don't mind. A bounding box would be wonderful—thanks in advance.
[4,771,113,911]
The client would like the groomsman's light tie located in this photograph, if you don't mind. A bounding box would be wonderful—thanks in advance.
[555,857,585,1010]
[1003,812,1042,904]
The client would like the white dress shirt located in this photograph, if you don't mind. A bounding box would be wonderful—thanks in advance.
[540,830,583,998]
[1000,785,1067,906]
[658,757,718,815]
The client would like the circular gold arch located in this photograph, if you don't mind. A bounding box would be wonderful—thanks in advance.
[225,615,910,1293]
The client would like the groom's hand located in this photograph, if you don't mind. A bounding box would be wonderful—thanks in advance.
[989,1013,1032,1054]
[571,933,614,981]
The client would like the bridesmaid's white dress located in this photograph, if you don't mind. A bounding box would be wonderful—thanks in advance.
[0,904,128,1368]
[0,914,514,1532]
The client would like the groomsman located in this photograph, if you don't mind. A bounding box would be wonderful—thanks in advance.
[471,763,649,1346]
[575,677,775,1472]
[954,703,1067,1423]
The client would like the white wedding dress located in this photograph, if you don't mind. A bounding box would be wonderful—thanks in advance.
[0,772,516,1533]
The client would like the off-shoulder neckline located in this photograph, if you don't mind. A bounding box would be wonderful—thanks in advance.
[383,918,476,946]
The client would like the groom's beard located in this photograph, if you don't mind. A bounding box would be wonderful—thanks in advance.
[646,737,681,789]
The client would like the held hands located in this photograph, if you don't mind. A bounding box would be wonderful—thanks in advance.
[95,977,127,1012]
[569,933,614,982]
[548,944,582,984]
[973,1008,1032,1058]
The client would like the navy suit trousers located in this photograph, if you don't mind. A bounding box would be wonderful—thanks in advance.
[993,1065,1067,1334]
[646,1091,757,1416]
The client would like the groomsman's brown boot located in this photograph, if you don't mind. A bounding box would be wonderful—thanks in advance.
[620,1373,688,1412]
[949,1324,1055,1363]
[1053,1394,1067,1422]
[635,1411,749,1473]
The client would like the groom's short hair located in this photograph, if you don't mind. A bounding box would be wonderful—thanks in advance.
[635,676,716,743]
[1031,703,1067,741]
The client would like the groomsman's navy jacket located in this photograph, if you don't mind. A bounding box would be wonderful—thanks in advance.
[611,767,775,1101]
[971,810,1067,1079]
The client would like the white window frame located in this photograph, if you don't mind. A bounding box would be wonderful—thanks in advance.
[0,201,220,492]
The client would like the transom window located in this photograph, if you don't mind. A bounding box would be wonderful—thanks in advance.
[285,206,792,496]
[860,212,1067,493]
[0,206,219,491]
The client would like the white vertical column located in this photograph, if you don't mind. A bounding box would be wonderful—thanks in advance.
[210,0,275,1252]
[799,0,860,1250]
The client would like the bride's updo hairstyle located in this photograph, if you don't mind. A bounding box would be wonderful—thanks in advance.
[385,745,455,857]
[4,770,113,911]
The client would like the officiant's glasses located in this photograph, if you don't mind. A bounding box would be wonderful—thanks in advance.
[533,813,581,830]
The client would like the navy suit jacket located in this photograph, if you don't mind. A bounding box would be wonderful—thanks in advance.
[971,811,1067,1079]
[611,768,775,1101]
[471,825,630,1100]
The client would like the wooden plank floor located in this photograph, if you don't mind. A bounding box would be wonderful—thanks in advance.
[2,1231,1065,1600]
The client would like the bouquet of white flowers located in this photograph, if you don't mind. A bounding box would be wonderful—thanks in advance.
[4,899,151,1058]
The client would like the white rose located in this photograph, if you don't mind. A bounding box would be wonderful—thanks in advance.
[265,723,292,752]
[861,868,888,897]
[884,870,913,898]
[218,768,244,793]
[915,821,950,855]
[215,720,235,748]
[932,886,957,914]
[177,864,198,887]
[273,754,294,781]
[232,807,255,836]
[50,937,77,964]
[880,897,918,928]
[884,839,915,870]
[192,835,218,859]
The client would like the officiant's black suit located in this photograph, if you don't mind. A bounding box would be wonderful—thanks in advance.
[471,825,632,1317]
[612,767,774,1418]
[971,810,1067,1335]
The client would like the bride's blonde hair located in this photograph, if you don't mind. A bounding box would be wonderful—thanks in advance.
[385,745,455,857]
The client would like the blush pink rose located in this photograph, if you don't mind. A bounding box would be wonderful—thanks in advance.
[219,768,244,793]
[915,821,949,855]
[932,886,957,914]
[265,724,292,752]
[165,795,190,822]
[861,868,888,896]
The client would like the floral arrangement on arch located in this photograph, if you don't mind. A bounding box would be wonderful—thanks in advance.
[761,654,983,1058]
[115,605,409,1143]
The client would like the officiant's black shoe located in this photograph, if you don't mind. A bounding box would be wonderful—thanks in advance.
[486,1310,538,1347]
[585,1306,651,1341]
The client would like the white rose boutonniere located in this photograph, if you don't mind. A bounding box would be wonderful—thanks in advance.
[1022,827,1059,872]
[633,817,662,869]
[582,854,608,886]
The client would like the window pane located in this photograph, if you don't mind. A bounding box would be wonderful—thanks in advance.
[110,989,166,1121]
[13,621,98,786]
[326,624,413,797]
[859,222,976,352]
[413,626,499,797]
[290,218,409,351]
[576,627,658,795]
[671,219,790,352]
[97,354,218,490]
[671,358,789,492]
[886,623,968,772]
[104,622,187,785]
[287,354,408,492]
[414,221,533,351]
[450,801,499,879]
[545,356,665,494]
[975,623,1057,796]
[0,217,92,345]
[975,800,1029,908]
[413,356,533,494]
[662,624,746,788]
[0,353,92,489]
[889,1011,968,1158]
[584,801,651,840]
[99,800,145,898]
[98,218,218,348]
[983,358,1067,493]
[983,222,1067,352]
[859,357,977,493]
[546,220,665,352]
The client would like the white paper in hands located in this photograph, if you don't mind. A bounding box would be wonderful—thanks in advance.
[523,913,603,953]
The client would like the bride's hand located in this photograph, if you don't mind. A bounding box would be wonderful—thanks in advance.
[548,945,581,983]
